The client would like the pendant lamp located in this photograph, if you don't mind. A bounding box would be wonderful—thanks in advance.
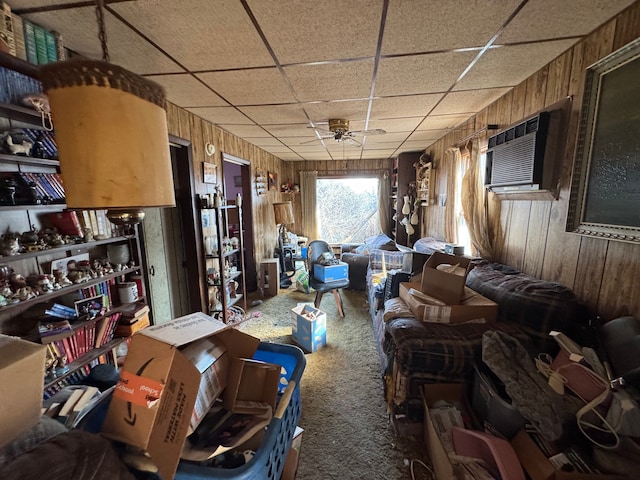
[39,0,174,226]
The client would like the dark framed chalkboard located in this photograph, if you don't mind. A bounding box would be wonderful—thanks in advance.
[567,37,640,244]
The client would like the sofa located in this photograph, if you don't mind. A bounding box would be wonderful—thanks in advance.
[361,237,590,419]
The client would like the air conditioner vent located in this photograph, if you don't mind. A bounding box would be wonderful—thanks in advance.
[485,111,551,191]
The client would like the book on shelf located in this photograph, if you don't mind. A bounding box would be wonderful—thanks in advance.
[56,388,85,426]
[39,319,73,343]
[67,385,99,427]
[22,18,37,64]
[32,23,48,65]
[44,28,57,63]
[0,2,16,57]
[10,13,25,61]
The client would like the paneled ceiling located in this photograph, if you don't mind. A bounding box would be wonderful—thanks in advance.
[11,0,637,161]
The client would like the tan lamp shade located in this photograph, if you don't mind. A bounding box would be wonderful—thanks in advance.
[273,201,294,225]
[40,60,175,210]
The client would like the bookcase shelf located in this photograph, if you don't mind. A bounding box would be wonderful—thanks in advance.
[0,266,140,315]
[0,153,59,167]
[43,336,127,390]
[0,203,66,211]
[0,236,130,263]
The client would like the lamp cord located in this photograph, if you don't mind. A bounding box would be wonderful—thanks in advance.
[95,0,110,62]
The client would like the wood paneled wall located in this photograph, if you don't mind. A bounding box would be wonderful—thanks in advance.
[420,2,640,321]
[164,104,286,287]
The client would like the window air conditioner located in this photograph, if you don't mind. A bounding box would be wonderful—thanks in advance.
[485,111,556,193]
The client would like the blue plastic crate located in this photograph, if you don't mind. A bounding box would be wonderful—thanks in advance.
[175,342,306,480]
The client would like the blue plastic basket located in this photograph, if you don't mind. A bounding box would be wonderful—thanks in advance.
[175,342,306,480]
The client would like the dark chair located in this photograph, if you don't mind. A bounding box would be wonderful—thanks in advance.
[308,240,350,317]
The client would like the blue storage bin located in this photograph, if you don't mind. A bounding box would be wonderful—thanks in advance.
[175,342,306,480]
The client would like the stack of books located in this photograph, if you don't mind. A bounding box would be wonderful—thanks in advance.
[114,303,150,337]
[1,1,65,65]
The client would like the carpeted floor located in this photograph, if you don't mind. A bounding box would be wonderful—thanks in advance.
[237,286,432,480]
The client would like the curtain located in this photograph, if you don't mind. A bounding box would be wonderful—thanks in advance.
[444,147,461,244]
[377,170,391,237]
[461,138,502,260]
[300,170,319,241]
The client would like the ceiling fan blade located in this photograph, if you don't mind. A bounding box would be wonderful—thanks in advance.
[349,128,387,136]
[299,136,332,145]
[307,126,334,136]
[343,136,362,147]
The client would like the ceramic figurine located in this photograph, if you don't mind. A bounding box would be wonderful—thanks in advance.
[1,235,20,256]
[5,133,33,156]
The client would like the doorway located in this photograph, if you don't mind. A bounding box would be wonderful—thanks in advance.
[222,153,257,292]
[140,139,201,323]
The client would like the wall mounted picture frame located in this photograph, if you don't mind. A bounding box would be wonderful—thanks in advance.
[566,37,640,244]
[268,171,277,191]
[203,162,217,184]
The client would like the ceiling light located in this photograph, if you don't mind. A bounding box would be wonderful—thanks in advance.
[39,0,175,227]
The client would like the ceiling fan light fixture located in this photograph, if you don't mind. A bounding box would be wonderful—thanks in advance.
[328,118,350,133]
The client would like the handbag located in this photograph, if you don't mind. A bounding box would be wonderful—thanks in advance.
[537,332,640,449]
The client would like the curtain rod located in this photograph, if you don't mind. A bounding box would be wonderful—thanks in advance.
[454,124,499,147]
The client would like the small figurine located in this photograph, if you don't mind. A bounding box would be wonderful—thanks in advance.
[1,234,20,256]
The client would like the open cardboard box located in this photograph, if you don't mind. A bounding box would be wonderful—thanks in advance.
[511,430,625,480]
[420,252,471,305]
[399,282,498,324]
[102,312,262,480]
[422,384,475,480]
[0,335,46,449]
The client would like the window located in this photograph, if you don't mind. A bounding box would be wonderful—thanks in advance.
[316,177,380,243]
[455,144,487,256]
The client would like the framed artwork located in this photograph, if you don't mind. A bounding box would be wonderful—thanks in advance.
[234,175,242,187]
[566,37,640,244]
[203,162,217,184]
[74,295,106,319]
[268,171,277,191]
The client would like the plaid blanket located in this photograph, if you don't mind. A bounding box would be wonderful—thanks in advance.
[368,260,589,417]
[466,262,589,350]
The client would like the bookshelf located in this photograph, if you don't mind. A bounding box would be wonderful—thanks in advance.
[200,201,247,321]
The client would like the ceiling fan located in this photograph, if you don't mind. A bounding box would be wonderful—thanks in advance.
[303,119,386,147]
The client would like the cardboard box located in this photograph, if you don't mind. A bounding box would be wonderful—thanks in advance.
[291,304,327,353]
[313,261,348,282]
[223,357,280,414]
[399,282,498,324]
[422,384,474,480]
[511,430,624,480]
[102,312,259,480]
[281,426,304,480]
[0,335,46,449]
[420,252,471,304]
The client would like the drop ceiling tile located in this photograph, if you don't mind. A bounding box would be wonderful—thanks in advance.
[400,140,432,150]
[360,149,397,157]
[245,137,285,147]
[284,61,374,102]
[238,104,309,124]
[454,40,577,91]
[376,51,477,96]
[361,140,402,149]
[111,0,274,70]
[278,153,305,160]
[148,74,227,107]
[498,0,636,44]
[247,0,381,64]
[303,100,370,124]
[291,144,331,153]
[278,136,322,146]
[262,146,296,154]
[368,117,424,132]
[187,107,254,125]
[370,94,444,119]
[197,68,297,105]
[432,88,511,115]
[262,124,314,137]
[363,131,412,143]
[25,7,183,75]
[416,114,472,131]
[382,0,522,54]
[407,129,449,142]
[218,124,272,138]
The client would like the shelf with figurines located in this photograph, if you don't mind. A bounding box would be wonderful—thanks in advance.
[0,262,141,314]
